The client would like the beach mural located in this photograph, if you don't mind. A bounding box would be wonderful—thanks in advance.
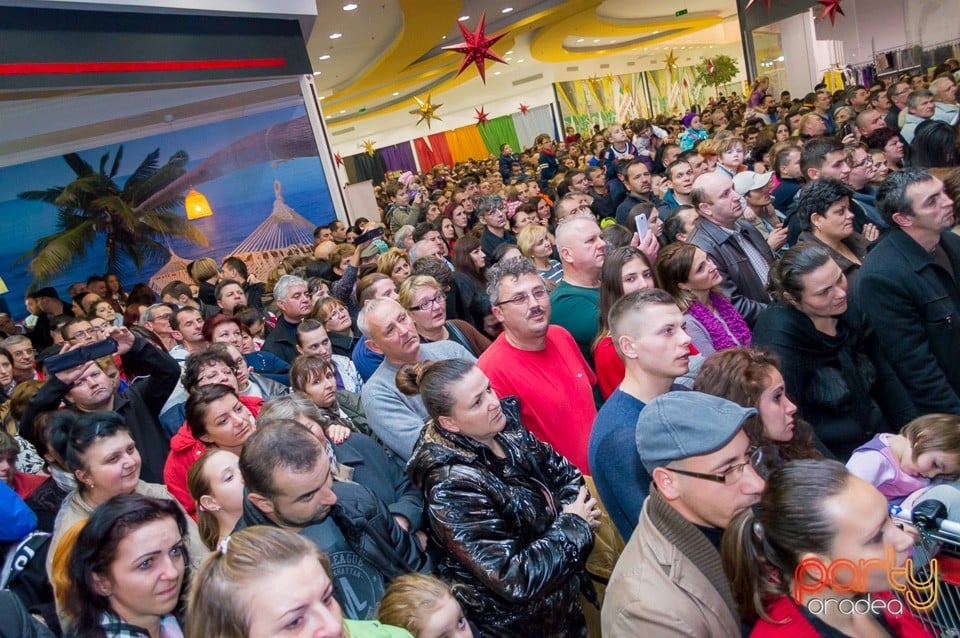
[0,103,336,319]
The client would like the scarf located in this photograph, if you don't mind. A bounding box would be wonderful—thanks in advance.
[687,292,752,351]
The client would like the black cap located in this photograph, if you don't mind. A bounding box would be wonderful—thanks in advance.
[32,287,61,301]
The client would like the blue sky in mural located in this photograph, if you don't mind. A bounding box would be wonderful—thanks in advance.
[0,104,336,316]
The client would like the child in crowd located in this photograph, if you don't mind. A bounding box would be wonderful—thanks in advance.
[601,123,640,204]
[846,413,960,503]
[378,573,474,638]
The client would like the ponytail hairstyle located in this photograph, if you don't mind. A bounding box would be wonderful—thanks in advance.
[722,459,850,623]
[187,526,333,638]
[66,494,190,637]
[396,359,476,422]
[378,573,465,636]
[694,348,822,464]
[186,449,230,551]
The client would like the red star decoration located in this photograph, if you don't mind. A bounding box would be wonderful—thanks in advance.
[474,106,490,125]
[818,0,845,25]
[745,0,771,10]
[441,11,507,84]
[518,103,530,115]
[334,152,343,167]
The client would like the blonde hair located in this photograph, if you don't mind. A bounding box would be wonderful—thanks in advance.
[517,224,549,259]
[377,248,411,278]
[397,275,440,310]
[51,519,87,617]
[186,449,228,550]
[186,526,333,638]
[902,414,960,462]
[188,257,219,284]
[377,573,460,636]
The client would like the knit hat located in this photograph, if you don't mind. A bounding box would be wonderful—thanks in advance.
[636,391,757,473]
[682,112,699,128]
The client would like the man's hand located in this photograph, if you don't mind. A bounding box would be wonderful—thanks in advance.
[106,326,135,355]
[767,226,789,251]
[54,359,96,387]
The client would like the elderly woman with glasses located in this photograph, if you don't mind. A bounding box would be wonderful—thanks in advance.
[398,275,490,358]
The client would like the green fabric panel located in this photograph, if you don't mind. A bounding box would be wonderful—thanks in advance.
[476,114,520,156]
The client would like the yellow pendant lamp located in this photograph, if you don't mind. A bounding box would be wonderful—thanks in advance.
[185,188,213,220]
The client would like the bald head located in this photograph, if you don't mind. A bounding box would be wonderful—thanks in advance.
[314,240,338,261]
[691,172,743,228]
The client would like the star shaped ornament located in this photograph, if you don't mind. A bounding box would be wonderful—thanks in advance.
[361,140,376,156]
[664,50,679,74]
[413,95,443,129]
[334,152,343,166]
[474,106,490,125]
[818,0,845,25]
[441,11,508,84]
[518,103,530,115]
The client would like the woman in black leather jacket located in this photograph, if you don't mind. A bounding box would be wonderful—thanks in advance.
[400,359,598,638]
[752,244,916,460]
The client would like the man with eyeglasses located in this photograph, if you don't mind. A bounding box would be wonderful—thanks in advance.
[602,391,765,637]
[479,258,596,474]
[61,318,99,347]
[140,302,177,351]
[1,335,40,384]
[477,195,516,266]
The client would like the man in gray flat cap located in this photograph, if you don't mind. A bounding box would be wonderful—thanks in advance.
[601,391,766,638]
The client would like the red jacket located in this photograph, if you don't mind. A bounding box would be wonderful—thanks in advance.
[162,395,262,517]
[750,593,933,638]
[12,471,46,499]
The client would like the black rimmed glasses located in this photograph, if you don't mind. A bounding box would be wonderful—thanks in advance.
[667,446,763,485]
[410,293,444,312]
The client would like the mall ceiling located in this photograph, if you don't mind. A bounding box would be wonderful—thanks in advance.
[308,0,739,126]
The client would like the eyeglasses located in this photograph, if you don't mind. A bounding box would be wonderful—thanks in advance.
[846,157,871,169]
[151,313,173,322]
[410,292,444,312]
[495,287,549,307]
[69,327,100,340]
[667,446,762,485]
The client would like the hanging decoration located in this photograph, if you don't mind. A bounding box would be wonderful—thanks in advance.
[745,0,771,10]
[441,11,507,84]
[518,103,530,115]
[664,50,679,75]
[185,188,213,220]
[474,106,490,125]
[334,152,343,166]
[818,0,845,25]
[413,95,443,128]
[361,139,376,156]
[707,59,716,75]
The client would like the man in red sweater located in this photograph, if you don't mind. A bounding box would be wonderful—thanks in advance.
[478,258,596,474]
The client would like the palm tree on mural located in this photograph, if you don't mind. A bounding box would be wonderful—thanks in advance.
[17,146,210,289]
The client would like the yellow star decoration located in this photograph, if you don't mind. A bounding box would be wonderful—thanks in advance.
[361,139,376,156]
[414,95,443,129]
[664,50,679,75]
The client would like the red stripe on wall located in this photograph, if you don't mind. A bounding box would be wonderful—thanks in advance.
[0,58,287,75]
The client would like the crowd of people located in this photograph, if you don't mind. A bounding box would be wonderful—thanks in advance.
[4,61,960,638]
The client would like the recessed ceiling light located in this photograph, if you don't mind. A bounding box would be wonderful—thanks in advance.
[505,57,512,61]
[330,33,342,39]
[441,35,446,40]
[392,92,399,96]
[325,115,330,119]
[506,50,513,54]
[501,7,513,13]
[593,39,600,43]
[517,59,524,63]
[339,110,346,114]
[653,30,659,34]
[318,54,331,60]
[576,38,584,43]
[494,71,501,75]
[313,71,322,75]
[342,3,358,9]
[458,15,469,21]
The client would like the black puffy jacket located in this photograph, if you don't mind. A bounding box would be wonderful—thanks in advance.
[407,397,594,638]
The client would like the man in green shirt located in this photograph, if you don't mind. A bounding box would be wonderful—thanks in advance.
[550,213,605,368]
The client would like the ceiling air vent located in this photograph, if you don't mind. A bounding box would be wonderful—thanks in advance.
[566,66,579,72]
[330,126,355,136]
[600,63,610,69]
[512,73,544,86]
